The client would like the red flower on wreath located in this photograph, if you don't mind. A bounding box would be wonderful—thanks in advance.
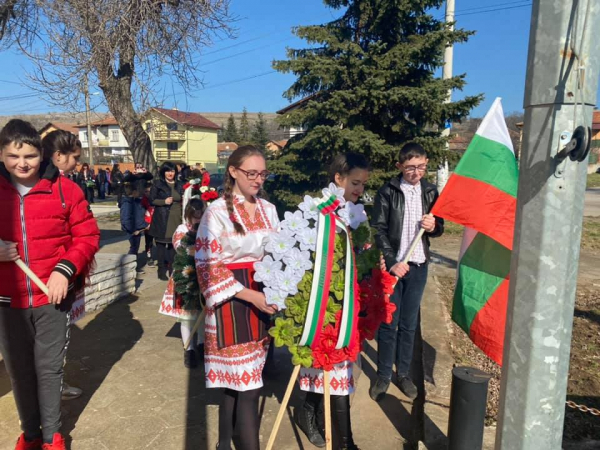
[201,190,219,202]
[311,325,347,371]
[355,268,397,344]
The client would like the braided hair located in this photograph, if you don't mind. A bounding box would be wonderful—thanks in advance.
[224,145,266,236]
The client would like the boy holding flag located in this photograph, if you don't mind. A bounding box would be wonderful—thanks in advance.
[370,143,444,401]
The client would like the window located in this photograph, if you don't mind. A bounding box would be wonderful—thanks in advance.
[82,131,88,142]
[111,130,119,142]
[167,122,177,131]
[167,142,178,151]
[145,122,152,132]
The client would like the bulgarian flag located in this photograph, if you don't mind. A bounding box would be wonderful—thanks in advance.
[432,97,518,365]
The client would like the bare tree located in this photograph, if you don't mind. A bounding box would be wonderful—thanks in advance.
[0,0,233,172]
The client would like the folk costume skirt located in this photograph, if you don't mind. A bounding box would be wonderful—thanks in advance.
[204,262,271,391]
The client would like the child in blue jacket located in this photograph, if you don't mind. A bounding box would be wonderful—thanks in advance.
[120,172,153,271]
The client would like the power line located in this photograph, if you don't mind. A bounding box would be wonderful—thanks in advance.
[445,0,532,15]
[455,3,532,17]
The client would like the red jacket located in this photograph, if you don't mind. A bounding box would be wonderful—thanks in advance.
[0,162,100,309]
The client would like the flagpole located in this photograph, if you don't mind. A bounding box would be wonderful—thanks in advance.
[495,1,600,449]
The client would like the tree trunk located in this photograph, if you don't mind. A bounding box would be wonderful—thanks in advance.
[97,67,157,174]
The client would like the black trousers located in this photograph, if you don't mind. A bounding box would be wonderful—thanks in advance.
[0,304,70,441]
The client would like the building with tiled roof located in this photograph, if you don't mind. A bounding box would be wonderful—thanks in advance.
[143,108,220,171]
[73,116,131,162]
[39,122,79,138]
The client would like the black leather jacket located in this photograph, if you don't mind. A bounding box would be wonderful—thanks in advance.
[372,175,444,269]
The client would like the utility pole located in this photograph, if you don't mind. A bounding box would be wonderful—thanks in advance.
[84,76,94,168]
[441,0,455,148]
[495,1,600,449]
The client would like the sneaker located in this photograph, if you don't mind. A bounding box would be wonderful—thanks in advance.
[41,434,66,450]
[369,377,390,402]
[14,434,42,450]
[184,349,197,368]
[397,376,418,400]
[61,383,82,400]
[147,259,155,267]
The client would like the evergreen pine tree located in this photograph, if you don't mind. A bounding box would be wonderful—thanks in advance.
[270,0,482,209]
[223,114,239,143]
[239,107,251,144]
[251,112,270,151]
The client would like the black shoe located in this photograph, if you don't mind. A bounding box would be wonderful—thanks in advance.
[397,376,418,400]
[369,377,390,402]
[294,405,326,448]
[340,441,360,450]
[184,349,197,368]
[158,269,169,281]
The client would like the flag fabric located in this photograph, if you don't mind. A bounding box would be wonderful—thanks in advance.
[431,97,518,365]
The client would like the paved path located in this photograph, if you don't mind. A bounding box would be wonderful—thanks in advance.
[584,188,600,216]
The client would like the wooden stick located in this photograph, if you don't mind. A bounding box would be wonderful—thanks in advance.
[401,228,426,265]
[183,309,206,350]
[0,239,49,295]
[323,370,332,450]
[265,364,301,450]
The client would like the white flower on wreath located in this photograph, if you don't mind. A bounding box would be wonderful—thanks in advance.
[297,226,317,252]
[264,229,297,260]
[321,183,346,208]
[298,195,319,220]
[264,287,287,310]
[280,210,309,234]
[283,247,312,272]
[338,201,368,230]
[275,267,302,297]
[200,186,209,193]
[253,255,282,284]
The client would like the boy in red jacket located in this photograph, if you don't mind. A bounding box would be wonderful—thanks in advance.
[0,119,100,450]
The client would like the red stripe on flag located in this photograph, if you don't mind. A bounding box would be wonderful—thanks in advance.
[431,174,516,250]
[469,278,509,365]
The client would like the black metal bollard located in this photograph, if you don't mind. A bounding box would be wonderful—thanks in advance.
[447,366,491,450]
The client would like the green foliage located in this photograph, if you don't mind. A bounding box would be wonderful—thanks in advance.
[252,112,270,150]
[239,107,251,144]
[172,231,204,311]
[289,344,314,367]
[270,0,483,210]
[269,317,302,347]
[223,114,239,143]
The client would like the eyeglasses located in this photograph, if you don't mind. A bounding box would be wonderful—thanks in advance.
[403,164,428,173]
[236,168,271,180]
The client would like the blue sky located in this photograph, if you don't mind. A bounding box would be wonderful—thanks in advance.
[0,1,537,118]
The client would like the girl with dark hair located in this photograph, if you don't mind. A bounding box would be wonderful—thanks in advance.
[76,162,95,204]
[295,152,371,450]
[42,130,82,176]
[149,162,184,280]
[195,145,279,450]
[159,195,207,368]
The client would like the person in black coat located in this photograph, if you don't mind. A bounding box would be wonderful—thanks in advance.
[149,162,184,280]
[76,163,95,204]
[97,168,107,199]
[110,164,124,207]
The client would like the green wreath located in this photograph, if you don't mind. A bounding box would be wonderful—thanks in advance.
[171,230,205,311]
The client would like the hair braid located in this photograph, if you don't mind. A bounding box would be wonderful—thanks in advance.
[224,171,245,235]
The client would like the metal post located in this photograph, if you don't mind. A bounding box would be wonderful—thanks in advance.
[84,76,94,168]
[495,1,600,449]
[447,367,490,450]
[442,0,455,147]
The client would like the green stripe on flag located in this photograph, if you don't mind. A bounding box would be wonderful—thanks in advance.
[452,232,512,334]
[454,134,518,198]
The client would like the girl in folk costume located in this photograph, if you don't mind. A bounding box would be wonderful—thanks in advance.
[159,193,207,368]
[195,145,279,450]
[295,153,371,450]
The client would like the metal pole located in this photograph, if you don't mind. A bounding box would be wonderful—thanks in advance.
[442,0,455,147]
[84,76,94,168]
[447,367,490,450]
[495,1,600,449]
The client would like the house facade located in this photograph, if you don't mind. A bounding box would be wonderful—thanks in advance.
[144,108,220,171]
[75,117,132,162]
[39,122,79,138]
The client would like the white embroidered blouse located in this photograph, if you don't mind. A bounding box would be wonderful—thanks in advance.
[195,195,279,308]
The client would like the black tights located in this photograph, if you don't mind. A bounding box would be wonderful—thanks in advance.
[156,242,175,275]
[218,388,261,450]
[305,392,354,445]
